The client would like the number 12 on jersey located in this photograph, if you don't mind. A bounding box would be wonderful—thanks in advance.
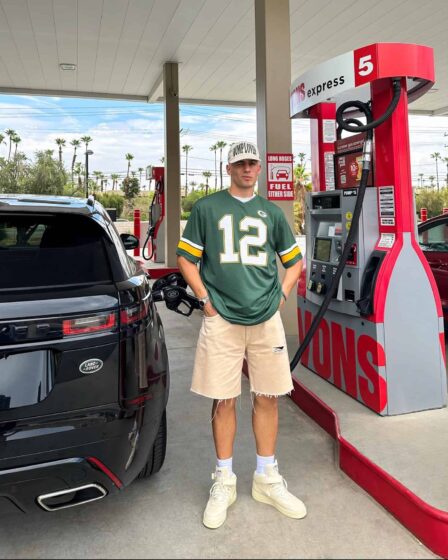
[218,215,268,266]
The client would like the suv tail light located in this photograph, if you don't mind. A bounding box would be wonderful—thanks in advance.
[120,301,149,326]
[63,312,117,336]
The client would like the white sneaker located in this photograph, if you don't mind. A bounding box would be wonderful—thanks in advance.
[203,466,237,529]
[252,461,307,519]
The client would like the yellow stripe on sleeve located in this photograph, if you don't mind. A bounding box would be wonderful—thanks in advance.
[280,246,301,264]
[178,240,203,258]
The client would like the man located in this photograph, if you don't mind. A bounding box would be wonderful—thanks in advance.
[176,141,306,529]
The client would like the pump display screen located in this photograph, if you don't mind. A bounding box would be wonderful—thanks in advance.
[314,238,332,263]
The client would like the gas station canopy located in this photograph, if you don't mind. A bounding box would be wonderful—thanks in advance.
[0,0,446,115]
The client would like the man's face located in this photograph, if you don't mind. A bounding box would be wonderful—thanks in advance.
[226,159,261,189]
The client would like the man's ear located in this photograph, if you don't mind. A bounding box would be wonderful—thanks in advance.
[226,163,231,175]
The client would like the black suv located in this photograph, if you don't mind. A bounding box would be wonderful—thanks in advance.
[0,195,169,513]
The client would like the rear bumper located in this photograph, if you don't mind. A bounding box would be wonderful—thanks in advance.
[0,457,120,514]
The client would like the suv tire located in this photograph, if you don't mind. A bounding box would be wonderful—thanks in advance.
[138,410,167,479]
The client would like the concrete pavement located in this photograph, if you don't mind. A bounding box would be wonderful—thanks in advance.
[0,305,436,559]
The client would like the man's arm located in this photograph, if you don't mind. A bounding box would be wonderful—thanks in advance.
[177,256,217,317]
[280,259,303,305]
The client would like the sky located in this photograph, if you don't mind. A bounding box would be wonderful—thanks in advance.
[0,94,447,190]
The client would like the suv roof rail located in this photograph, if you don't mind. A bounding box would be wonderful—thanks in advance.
[86,195,95,208]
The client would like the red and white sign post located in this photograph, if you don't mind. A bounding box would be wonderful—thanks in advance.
[266,153,294,201]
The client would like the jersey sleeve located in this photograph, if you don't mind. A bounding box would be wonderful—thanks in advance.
[275,211,302,268]
[176,202,204,264]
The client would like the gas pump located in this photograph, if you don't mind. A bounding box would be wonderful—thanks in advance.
[143,166,165,263]
[290,43,447,416]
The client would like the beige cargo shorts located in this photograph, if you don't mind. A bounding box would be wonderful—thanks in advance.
[191,311,293,400]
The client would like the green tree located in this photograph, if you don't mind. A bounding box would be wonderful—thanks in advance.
[216,140,227,189]
[431,152,441,191]
[138,167,144,187]
[418,173,424,188]
[415,188,444,218]
[81,135,92,153]
[429,175,436,188]
[0,156,24,193]
[73,161,84,194]
[202,170,212,196]
[125,153,134,178]
[444,157,448,189]
[26,150,67,195]
[92,171,102,191]
[210,143,218,188]
[182,145,193,195]
[5,129,16,161]
[70,139,81,184]
[55,138,66,165]
[111,173,119,191]
[294,154,311,234]
[122,175,140,200]
[95,192,124,218]
[12,135,21,159]
[0,133,5,157]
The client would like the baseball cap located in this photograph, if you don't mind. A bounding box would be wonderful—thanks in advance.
[227,141,261,164]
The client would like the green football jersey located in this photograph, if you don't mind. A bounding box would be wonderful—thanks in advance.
[176,189,302,325]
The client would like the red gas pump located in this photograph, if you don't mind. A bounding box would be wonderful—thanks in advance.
[143,166,165,263]
[290,43,446,416]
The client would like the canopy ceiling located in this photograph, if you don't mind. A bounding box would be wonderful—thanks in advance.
[0,0,446,114]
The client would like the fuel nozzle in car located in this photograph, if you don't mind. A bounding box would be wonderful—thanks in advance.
[151,272,200,317]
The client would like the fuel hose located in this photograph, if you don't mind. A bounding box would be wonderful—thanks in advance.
[289,78,402,372]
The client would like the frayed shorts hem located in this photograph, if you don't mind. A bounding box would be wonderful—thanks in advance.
[190,388,241,400]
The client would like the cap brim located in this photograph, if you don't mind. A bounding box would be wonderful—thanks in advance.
[228,154,261,164]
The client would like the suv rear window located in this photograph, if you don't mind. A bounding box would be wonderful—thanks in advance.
[0,213,112,289]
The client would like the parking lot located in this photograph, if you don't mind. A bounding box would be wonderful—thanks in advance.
[0,305,435,559]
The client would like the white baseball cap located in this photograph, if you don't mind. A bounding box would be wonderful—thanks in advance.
[227,141,261,164]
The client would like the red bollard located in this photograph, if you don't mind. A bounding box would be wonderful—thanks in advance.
[420,208,427,222]
[134,209,141,257]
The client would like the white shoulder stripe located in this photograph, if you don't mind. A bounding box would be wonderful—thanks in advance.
[278,242,299,256]
[180,237,204,250]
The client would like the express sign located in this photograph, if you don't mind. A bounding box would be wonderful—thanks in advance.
[290,43,434,118]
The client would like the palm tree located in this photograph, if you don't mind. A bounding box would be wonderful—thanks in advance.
[160,156,165,164]
[418,173,424,188]
[125,153,134,177]
[110,173,119,191]
[81,135,93,158]
[431,152,441,191]
[202,170,212,196]
[210,143,218,188]
[444,157,448,189]
[297,152,306,166]
[138,167,144,187]
[55,138,66,165]
[5,129,16,160]
[70,139,81,184]
[216,140,227,189]
[74,162,83,192]
[93,171,102,190]
[182,145,193,195]
[12,135,21,159]
[429,175,435,188]
[0,133,5,156]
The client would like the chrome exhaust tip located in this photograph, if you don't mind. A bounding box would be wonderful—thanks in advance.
[37,483,107,512]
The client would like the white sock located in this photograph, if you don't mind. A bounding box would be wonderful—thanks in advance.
[256,454,275,474]
[217,457,233,474]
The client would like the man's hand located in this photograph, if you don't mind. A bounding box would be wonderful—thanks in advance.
[203,301,218,317]
[279,295,286,310]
